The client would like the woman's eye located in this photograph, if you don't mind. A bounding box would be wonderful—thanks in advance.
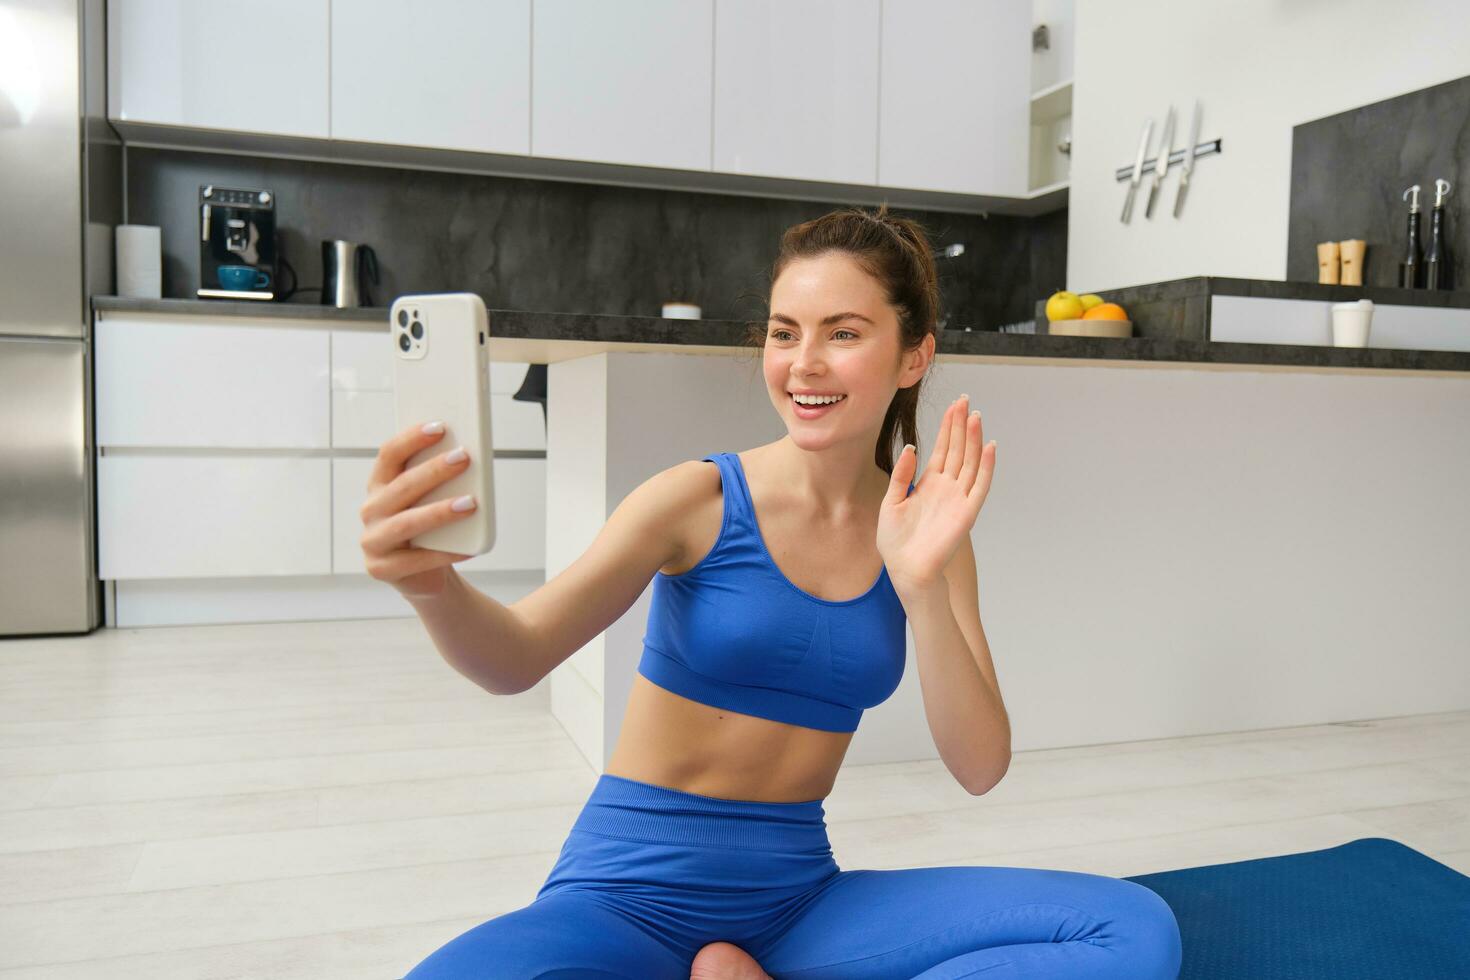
[770,329,858,341]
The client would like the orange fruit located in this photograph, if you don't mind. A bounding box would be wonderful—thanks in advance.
[1082,302,1128,321]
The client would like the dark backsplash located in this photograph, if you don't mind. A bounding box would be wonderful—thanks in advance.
[125,146,1064,330]
[1287,73,1467,289]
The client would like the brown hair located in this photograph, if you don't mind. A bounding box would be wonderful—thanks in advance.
[745,203,940,475]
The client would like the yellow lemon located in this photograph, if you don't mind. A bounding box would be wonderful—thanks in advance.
[1079,294,1105,312]
[1045,290,1084,321]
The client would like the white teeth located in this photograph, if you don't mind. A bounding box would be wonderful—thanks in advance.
[792,393,845,405]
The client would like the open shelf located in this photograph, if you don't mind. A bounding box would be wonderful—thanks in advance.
[1029,78,1073,125]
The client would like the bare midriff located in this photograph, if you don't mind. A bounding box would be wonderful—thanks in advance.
[605,675,855,802]
[602,446,890,804]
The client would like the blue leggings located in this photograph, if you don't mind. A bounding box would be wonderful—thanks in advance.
[404,773,1182,978]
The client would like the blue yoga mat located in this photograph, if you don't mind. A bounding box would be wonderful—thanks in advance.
[1125,837,1470,979]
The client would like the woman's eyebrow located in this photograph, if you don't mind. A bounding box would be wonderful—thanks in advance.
[767,312,875,326]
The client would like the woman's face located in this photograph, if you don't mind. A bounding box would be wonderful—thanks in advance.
[764,252,904,451]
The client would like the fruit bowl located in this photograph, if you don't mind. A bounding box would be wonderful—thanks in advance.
[1046,318,1133,338]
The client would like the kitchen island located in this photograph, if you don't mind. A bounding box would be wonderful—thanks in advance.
[93,296,1470,773]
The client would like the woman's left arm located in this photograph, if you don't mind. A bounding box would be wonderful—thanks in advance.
[878,394,1009,795]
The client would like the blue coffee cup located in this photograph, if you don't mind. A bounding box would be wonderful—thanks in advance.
[218,265,271,290]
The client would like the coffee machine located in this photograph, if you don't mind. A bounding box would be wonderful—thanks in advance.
[197,184,278,300]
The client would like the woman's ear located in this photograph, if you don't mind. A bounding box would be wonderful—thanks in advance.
[900,333,935,387]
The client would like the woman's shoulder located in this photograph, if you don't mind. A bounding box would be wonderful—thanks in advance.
[642,457,727,574]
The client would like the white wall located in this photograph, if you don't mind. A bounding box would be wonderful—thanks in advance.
[1068,0,1470,292]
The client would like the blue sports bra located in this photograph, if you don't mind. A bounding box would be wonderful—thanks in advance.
[637,452,914,733]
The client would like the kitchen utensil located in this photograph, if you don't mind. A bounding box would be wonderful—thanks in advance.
[1425,178,1452,290]
[1173,101,1202,218]
[1316,242,1341,284]
[1121,119,1154,223]
[322,240,379,308]
[1145,107,1176,219]
[1047,318,1132,339]
[1399,185,1423,289]
[1339,239,1366,286]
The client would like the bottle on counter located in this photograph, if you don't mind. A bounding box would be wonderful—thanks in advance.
[1425,178,1453,291]
[1399,184,1423,289]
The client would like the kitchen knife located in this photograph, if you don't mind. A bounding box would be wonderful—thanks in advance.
[1173,101,1202,218]
[1121,119,1153,223]
[1145,107,1176,219]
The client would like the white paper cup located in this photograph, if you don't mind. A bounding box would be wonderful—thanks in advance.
[662,301,701,319]
[1330,299,1373,347]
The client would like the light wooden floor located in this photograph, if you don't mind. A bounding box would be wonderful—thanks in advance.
[1,617,1467,979]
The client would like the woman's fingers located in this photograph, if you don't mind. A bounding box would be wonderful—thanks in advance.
[928,398,954,474]
[363,544,471,583]
[361,493,476,557]
[962,411,983,490]
[944,395,970,478]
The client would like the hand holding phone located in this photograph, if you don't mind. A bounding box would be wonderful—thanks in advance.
[360,293,497,596]
[359,420,479,598]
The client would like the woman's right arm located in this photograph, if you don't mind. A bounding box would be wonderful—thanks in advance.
[360,420,697,696]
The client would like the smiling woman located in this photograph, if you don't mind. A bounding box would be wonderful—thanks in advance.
[402,204,1180,980]
[746,204,942,477]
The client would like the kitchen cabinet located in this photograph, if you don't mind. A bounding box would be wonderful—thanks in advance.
[712,0,879,185]
[95,310,547,585]
[329,330,546,451]
[107,0,330,138]
[95,316,330,449]
[530,0,713,171]
[877,0,1030,197]
[332,456,546,575]
[98,456,332,579]
[330,0,531,154]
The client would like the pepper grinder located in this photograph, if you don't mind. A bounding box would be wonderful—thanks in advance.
[1316,241,1340,284]
[1399,184,1423,289]
[1425,178,1452,290]
[1339,240,1365,286]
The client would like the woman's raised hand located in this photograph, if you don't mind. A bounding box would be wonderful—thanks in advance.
[359,421,477,598]
[876,393,996,597]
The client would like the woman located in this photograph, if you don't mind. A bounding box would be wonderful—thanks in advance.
[362,206,1183,978]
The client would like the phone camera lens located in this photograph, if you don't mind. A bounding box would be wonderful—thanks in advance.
[411,320,423,339]
[397,310,408,327]
[398,332,410,352]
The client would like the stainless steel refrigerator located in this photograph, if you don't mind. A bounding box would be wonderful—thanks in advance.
[0,0,118,636]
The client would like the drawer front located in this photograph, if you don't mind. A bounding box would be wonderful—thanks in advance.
[96,316,330,448]
[99,456,332,579]
[331,329,541,449]
[333,390,545,451]
[334,456,545,573]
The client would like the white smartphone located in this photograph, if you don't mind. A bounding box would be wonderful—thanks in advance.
[391,292,497,557]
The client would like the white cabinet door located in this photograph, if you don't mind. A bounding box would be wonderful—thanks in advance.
[713,0,879,185]
[330,329,544,450]
[331,0,531,154]
[99,456,332,579]
[333,457,545,573]
[878,0,1029,197]
[96,316,330,449]
[531,0,713,171]
[108,0,330,138]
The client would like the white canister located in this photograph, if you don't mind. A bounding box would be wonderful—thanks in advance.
[1330,299,1373,347]
[661,301,701,320]
[115,224,162,299]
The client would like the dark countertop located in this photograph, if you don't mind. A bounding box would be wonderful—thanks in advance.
[94,292,1470,375]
